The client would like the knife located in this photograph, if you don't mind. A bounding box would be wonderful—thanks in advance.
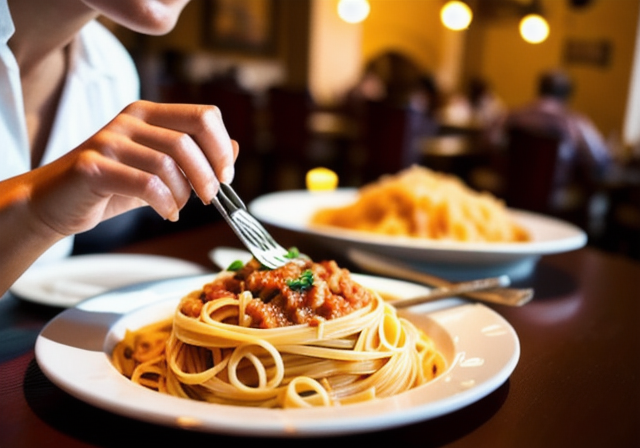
[348,248,534,306]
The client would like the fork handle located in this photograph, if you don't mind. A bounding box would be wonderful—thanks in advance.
[211,195,247,246]
[219,183,247,210]
[382,263,532,306]
[390,276,509,308]
[349,249,534,306]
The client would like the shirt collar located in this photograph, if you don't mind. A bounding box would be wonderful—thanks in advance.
[0,0,15,45]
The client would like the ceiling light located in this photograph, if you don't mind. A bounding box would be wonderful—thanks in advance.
[519,13,550,44]
[440,1,473,31]
[337,0,370,24]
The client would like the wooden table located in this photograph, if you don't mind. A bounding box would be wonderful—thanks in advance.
[1,221,639,447]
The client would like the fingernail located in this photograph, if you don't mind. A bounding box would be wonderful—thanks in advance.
[221,166,235,184]
[202,183,217,205]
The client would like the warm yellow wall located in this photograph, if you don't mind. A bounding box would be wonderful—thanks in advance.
[563,0,639,140]
[361,0,444,75]
[361,0,640,144]
[309,0,364,104]
[471,0,639,141]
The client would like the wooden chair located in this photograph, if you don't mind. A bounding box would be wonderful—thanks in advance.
[358,100,427,184]
[262,86,315,191]
[598,180,640,260]
[200,79,262,200]
[503,127,564,214]
[200,79,258,155]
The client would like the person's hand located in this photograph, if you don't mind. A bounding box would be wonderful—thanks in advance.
[19,100,238,238]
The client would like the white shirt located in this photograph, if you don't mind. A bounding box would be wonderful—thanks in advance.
[0,1,140,263]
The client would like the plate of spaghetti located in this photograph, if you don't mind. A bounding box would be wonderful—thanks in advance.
[36,255,519,437]
[248,166,586,280]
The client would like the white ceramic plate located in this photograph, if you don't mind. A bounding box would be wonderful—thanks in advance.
[10,254,212,308]
[248,189,587,281]
[208,246,256,271]
[35,273,519,437]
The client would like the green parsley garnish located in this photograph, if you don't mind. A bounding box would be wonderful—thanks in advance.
[286,269,314,292]
[226,247,303,272]
[285,247,300,259]
[226,260,245,271]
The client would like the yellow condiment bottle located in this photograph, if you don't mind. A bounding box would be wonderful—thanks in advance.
[306,167,338,191]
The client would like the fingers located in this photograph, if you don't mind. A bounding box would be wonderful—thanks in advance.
[105,125,212,202]
[231,139,240,164]
[65,100,238,226]
[26,148,184,240]
[21,100,240,245]
[120,101,237,200]
[74,150,184,222]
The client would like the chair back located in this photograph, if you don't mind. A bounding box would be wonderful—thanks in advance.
[258,86,315,191]
[503,127,563,213]
[359,100,425,183]
[266,86,313,161]
[200,80,257,155]
[200,79,263,198]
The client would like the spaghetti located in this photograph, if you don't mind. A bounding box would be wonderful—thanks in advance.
[112,257,446,408]
[310,165,530,243]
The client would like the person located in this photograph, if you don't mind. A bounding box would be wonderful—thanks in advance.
[343,64,387,117]
[438,76,506,132]
[343,51,428,113]
[500,69,612,208]
[408,74,441,120]
[0,0,238,296]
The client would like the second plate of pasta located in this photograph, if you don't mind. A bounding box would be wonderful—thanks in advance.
[248,189,587,281]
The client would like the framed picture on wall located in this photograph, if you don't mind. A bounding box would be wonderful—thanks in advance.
[563,38,612,67]
[203,0,278,56]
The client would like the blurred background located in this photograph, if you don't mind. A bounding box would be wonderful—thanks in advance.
[77,0,640,262]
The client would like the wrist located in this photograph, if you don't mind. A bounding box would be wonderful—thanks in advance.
[0,177,66,294]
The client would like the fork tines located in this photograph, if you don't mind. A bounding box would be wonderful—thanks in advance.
[212,183,289,269]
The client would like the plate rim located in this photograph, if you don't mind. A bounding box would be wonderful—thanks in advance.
[10,253,212,308]
[35,273,520,437]
[247,189,587,257]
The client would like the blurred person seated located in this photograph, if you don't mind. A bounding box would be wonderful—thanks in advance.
[500,69,613,219]
[408,74,442,120]
[405,74,440,141]
[344,65,387,111]
[342,53,440,182]
[344,52,439,136]
[438,77,506,133]
[344,51,433,112]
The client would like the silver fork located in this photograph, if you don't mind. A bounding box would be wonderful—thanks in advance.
[211,183,290,269]
[348,248,534,306]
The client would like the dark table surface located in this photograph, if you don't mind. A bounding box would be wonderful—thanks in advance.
[1,220,639,448]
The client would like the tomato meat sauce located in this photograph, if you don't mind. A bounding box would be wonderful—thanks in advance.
[180,258,374,328]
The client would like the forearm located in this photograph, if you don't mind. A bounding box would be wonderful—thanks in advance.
[0,178,64,296]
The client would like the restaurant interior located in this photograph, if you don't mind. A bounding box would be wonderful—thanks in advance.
[4,2,640,446]
[78,0,640,262]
